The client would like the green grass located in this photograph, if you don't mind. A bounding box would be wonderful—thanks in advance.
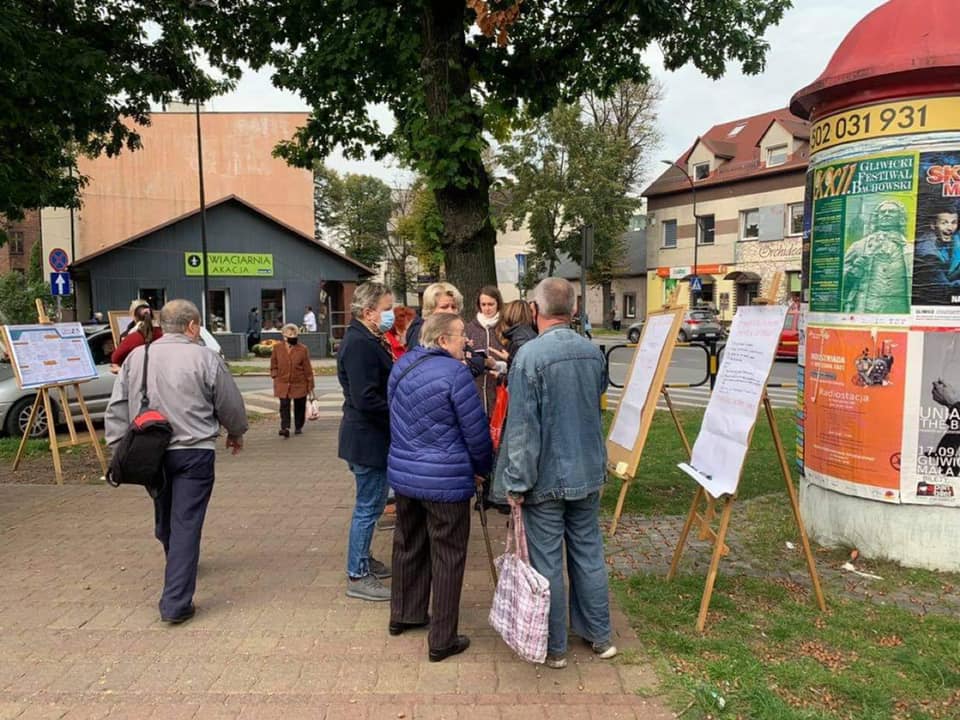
[613,572,960,720]
[601,407,797,517]
[0,436,105,461]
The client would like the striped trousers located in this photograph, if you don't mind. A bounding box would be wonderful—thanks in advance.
[390,494,471,652]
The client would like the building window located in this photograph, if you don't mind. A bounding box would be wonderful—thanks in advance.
[767,144,788,167]
[699,281,715,304]
[623,293,637,319]
[662,219,677,248]
[139,289,166,310]
[697,214,715,245]
[261,289,285,331]
[8,231,24,255]
[787,203,804,235]
[207,289,230,332]
[741,209,760,240]
[694,162,710,181]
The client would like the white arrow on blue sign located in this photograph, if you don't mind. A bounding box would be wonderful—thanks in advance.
[50,272,72,296]
[689,275,703,292]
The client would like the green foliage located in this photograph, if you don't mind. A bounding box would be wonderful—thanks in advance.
[0,240,54,324]
[395,181,445,276]
[0,1,225,219]
[314,166,393,268]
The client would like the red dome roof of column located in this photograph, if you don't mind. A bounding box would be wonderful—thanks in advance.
[791,0,960,120]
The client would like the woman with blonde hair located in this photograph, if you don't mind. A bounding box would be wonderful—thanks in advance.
[270,323,314,437]
[406,282,463,349]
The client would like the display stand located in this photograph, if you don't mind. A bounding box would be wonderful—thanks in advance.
[7,300,107,484]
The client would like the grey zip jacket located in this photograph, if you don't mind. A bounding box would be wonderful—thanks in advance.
[105,334,248,450]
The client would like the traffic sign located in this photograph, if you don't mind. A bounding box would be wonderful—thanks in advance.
[50,272,72,296]
[690,275,703,292]
[49,248,69,272]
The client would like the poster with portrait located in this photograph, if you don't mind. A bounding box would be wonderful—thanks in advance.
[910,151,960,325]
[803,325,907,502]
[900,330,960,506]
[809,152,918,321]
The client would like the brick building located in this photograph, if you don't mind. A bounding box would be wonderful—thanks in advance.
[0,210,42,275]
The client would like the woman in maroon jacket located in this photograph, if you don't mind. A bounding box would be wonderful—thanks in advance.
[111,299,163,367]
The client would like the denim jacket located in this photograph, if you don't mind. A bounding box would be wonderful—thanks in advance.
[493,325,608,504]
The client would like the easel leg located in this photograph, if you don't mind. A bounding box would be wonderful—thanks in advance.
[58,386,79,446]
[661,389,692,456]
[696,496,735,633]
[12,394,42,471]
[763,395,827,612]
[74,384,107,475]
[41,388,63,485]
[609,477,631,536]
[667,486,703,581]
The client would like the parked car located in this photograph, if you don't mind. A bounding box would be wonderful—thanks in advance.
[678,309,725,343]
[625,321,643,344]
[777,308,800,360]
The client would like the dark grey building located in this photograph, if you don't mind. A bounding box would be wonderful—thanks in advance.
[70,195,372,357]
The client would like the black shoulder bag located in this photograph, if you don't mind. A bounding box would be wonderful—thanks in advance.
[106,342,173,497]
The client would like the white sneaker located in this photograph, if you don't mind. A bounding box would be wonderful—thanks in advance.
[592,642,618,659]
[544,654,567,669]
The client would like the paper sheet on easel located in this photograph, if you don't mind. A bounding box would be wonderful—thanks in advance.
[609,312,675,449]
[681,305,788,496]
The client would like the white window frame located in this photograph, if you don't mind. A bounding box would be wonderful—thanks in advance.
[662,219,678,249]
[623,293,637,319]
[766,144,788,167]
[741,209,760,240]
[206,289,231,332]
[694,162,710,181]
[697,214,715,246]
[787,202,804,236]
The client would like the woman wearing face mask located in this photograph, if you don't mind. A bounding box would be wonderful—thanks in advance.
[270,324,314,438]
[337,281,396,602]
[111,299,163,368]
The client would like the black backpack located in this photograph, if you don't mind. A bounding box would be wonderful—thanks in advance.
[106,342,172,497]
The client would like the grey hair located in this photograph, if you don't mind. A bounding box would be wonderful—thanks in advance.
[159,299,201,334]
[532,277,575,318]
[281,323,299,336]
[420,312,463,350]
[351,280,392,318]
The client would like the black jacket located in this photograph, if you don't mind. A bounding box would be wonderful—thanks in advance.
[406,314,424,349]
[337,319,393,468]
[504,323,538,367]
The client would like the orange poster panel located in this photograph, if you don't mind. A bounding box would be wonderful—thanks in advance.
[804,326,907,502]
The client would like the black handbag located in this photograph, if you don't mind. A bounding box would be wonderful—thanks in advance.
[106,342,172,498]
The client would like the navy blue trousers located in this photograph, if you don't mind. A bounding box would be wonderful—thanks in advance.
[153,449,216,619]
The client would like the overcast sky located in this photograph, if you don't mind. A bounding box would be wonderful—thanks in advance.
[207,0,887,190]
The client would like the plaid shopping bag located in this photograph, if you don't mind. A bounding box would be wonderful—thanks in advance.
[489,504,550,664]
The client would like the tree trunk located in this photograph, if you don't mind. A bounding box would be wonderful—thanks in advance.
[601,280,613,329]
[421,1,498,307]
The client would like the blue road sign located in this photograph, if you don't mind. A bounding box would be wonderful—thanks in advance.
[50,272,72,296]
[690,275,703,292]
[49,248,69,272]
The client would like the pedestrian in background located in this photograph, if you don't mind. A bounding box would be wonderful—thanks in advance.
[246,307,260,353]
[111,299,163,368]
[303,305,318,332]
[105,299,247,624]
[464,285,506,415]
[337,280,395,601]
[387,312,493,661]
[271,324,314,437]
[494,278,616,668]
[384,305,417,361]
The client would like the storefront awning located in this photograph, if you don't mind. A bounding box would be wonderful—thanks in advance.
[724,271,762,284]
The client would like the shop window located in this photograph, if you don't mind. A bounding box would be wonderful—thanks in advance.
[697,214,715,245]
[8,231,24,255]
[662,219,677,248]
[623,293,637,319]
[261,289,285,331]
[694,162,710,181]
[207,289,230,332]
[741,209,760,240]
[138,289,166,310]
[787,203,804,235]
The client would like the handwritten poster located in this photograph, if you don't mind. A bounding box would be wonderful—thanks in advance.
[609,312,675,449]
[2,323,98,390]
[680,305,787,497]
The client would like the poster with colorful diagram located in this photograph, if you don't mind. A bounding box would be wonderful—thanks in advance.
[803,325,907,502]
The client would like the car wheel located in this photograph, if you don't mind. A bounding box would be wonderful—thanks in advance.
[627,328,640,343]
[5,396,49,439]
[678,330,689,343]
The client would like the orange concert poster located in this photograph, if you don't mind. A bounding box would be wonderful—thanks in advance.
[804,326,907,502]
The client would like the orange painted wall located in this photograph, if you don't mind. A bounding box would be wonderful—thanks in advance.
[75,112,312,258]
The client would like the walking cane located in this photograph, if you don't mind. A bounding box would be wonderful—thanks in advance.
[475,480,499,584]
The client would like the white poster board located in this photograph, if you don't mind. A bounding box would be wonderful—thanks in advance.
[679,304,788,497]
[1,323,98,389]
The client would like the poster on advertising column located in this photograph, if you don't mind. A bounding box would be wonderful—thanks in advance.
[803,326,907,502]
[900,330,960,506]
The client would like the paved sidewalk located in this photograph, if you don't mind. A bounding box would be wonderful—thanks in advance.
[0,419,672,719]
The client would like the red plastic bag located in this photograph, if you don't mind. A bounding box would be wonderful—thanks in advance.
[490,380,509,451]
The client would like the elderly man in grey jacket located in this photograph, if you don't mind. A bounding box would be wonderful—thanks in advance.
[106,299,248,624]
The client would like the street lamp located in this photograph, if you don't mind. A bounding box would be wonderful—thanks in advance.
[661,159,700,306]
[195,98,210,328]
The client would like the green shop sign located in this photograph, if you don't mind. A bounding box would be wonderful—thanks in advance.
[184,252,274,277]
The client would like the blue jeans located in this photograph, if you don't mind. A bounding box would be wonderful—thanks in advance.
[522,492,611,656]
[347,463,389,578]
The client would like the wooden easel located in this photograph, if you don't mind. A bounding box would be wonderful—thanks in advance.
[667,273,826,632]
[9,300,107,485]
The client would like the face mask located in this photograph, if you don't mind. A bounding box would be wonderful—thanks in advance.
[379,308,396,332]
[286,336,299,345]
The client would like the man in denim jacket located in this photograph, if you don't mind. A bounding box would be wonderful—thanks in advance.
[493,277,616,669]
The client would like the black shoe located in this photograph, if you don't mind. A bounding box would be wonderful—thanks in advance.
[495,504,510,515]
[294,428,303,435]
[279,429,290,438]
[389,619,429,636]
[161,604,195,625]
[429,635,470,662]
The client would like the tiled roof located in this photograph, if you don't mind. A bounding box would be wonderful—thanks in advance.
[643,108,810,197]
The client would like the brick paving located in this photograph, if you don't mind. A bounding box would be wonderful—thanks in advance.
[0,419,673,719]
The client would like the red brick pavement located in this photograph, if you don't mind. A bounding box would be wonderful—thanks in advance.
[0,419,673,719]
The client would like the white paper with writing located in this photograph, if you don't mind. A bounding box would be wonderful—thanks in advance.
[609,312,675,449]
[3,323,98,390]
[681,305,787,497]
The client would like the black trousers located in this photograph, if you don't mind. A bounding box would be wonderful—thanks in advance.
[153,449,216,619]
[279,396,307,431]
[391,494,471,651]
